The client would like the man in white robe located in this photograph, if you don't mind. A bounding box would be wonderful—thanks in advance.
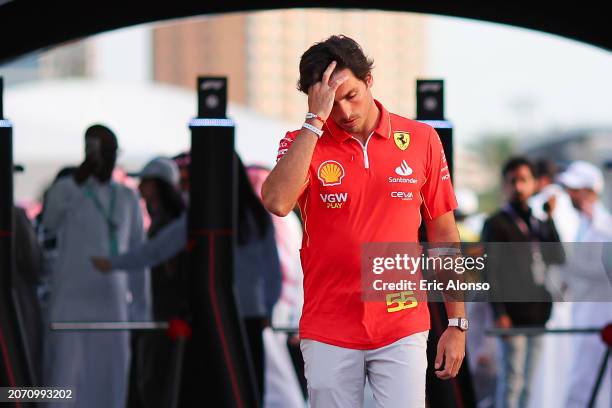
[558,161,612,408]
[42,124,151,408]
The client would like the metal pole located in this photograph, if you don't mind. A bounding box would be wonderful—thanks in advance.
[587,348,610,408]
[486,327,601,336]
[50,321,169,331]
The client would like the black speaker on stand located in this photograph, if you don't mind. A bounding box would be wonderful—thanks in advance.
[183,77,260,407]
[416,79,476,408]
[0,77,33,405]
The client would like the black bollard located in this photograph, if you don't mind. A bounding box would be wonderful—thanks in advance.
[182,77,260,408]
[416,79,476,408]
[0,77,32,400]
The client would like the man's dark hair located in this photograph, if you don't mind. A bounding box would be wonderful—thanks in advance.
[297,35,374,94]
[85,124,117,147]
[502,156,535,178]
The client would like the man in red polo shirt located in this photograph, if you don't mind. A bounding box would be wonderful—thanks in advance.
[262,35,466,407]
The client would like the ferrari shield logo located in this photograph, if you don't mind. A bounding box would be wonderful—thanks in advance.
[394,132,410,151]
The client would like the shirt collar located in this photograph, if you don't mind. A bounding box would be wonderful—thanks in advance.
[324,99,391,143]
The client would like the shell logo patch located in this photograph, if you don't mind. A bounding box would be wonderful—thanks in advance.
[317,160,345,186]
[394,132,410,151]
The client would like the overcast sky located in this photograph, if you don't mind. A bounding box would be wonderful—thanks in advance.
[5,11,612,155]
[426,14,612,146]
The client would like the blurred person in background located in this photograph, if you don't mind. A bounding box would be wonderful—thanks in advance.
[172,152,191,203]
[456,187,497,407]
[12,164,45,384]
[35,166,78,330]
[455,187,483,243]
[526,158,578,407]
[234,155,283,404]
[93,156,188,408]
[92,153,282,405]
[530,158,580,244]
[557,161,612,408]
[247,164,306,408]
[481,157,564,408]
[42,124,151,408]
[13,205,44,383]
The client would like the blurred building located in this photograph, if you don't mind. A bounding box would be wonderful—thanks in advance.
[454,147,496,194]
[153,9,428,124]
[39,41,91,79]
[0,54,42,86]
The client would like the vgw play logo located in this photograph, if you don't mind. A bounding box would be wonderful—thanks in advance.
[320,193,348,209]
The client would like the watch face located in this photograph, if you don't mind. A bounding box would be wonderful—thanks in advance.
[460,319,469,331]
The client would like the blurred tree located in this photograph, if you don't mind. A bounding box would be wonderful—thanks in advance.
[469,133,517,214]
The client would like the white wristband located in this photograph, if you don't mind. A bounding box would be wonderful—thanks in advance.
[302,122,323,138]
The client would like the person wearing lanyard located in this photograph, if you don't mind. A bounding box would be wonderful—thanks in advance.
[262,35,466,408]
[42,124,151,408]
[481,157,564,408]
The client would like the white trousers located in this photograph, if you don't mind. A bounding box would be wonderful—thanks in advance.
[300,331,429,408]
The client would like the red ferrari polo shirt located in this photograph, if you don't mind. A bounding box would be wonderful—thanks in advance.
[275,99,457,349]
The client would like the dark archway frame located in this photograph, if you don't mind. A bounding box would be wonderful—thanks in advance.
[0,1,610,406]
[0,1,610,64]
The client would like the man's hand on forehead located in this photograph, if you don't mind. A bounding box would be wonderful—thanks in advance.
[306,61,349,121]
[329,70,347,86]
[324,61,348,87]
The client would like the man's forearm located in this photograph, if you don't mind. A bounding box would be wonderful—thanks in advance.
[424,212,465,319]
[444,301,466,319]
[262,121,320,216]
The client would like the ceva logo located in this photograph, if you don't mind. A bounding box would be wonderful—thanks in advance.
[320,193,348,209]
[391,191,414,201]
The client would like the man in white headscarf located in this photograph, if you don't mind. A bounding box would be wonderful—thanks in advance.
[559,161,612,408]
[42,124,151,408]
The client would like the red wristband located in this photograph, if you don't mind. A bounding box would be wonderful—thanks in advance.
[306,112,326,124]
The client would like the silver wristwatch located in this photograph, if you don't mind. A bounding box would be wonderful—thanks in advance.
[448,317,469,331]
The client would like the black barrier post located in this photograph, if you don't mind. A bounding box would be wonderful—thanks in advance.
[0,77,31,399]
[416,79,476,408]
[416,80,454,174]
[185,77,259,407]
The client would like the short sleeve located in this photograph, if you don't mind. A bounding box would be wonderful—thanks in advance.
[420,127,458,220]
[275,130,310,197]
[276,130,299,163]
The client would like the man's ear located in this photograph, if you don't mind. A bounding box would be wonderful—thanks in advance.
[366,73,373,89]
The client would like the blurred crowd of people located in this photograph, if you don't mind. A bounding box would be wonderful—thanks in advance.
[11,124,307,407]
[8,123,612,408]
[459,156,612,408]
